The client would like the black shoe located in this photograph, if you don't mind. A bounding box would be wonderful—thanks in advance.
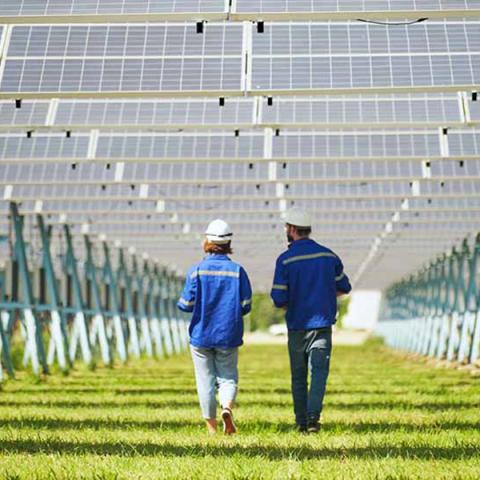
[307,421,321,433]
[296,424,308,433]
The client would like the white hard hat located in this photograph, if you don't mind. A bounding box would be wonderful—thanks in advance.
[205,219,233,244]
[284,208,312,227]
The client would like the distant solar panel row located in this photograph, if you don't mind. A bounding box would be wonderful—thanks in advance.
[2,160,480,183]
[5,180,480,197]
[3,94,478,128]
[6,196,479,214]
[1,130,478,159]
[1,23,479,95]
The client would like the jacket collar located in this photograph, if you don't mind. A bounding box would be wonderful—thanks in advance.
[203,253,231,261]
[288,237,313,249]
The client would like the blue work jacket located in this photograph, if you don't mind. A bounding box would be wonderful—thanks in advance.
[270,238,351,330]
[177,254,252,348]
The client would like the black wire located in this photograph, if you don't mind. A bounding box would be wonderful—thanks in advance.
[356,17,428,26]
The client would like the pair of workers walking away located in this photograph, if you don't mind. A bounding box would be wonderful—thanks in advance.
[177,208,351,435]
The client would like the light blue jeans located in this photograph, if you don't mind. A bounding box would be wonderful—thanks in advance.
[288,328,332,426]
[190,345,239,419]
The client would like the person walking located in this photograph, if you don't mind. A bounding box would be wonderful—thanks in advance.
[177,219,252,435]
[270,208,351,433]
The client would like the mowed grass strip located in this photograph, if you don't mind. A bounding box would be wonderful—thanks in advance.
[0,340,479,479]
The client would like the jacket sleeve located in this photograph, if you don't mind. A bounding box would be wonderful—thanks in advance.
[335,257,352,294]
[239,267,252,316]
[177,269,197,312]
[270,257,289,308]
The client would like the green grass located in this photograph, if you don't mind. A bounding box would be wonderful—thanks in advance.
[0,340,479,479]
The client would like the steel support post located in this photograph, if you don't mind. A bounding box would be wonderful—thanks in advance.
[102,242,128,362]
[37,215,71,371]
[84,235,111,365]
[158,267,174,356]
[10,203,48,375]
[64,225,92,365]
[145,262,164,358]
[117,249,140,358]
[132,256,153,357]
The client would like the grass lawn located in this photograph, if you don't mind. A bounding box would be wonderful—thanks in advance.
[0,340,479,479]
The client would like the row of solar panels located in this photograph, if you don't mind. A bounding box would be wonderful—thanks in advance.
[1,1,479,20]
[1,129,478,159]
[1,218,476,234]
[3,209,480,223]
[3,179,480,198]
[1,23,479,96]
[6,23,479,56]
[2,159,480,182]
[1,94,479,130]
[2,196,479,212]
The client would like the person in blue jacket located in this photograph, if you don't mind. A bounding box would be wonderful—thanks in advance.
[271,208,352,433]
[177,219,252,435]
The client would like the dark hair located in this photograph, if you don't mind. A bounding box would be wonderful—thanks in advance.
[288,224,311,237]
[203,240,233,255]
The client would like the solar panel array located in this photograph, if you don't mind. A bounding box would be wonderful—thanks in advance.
[0,2,479,291]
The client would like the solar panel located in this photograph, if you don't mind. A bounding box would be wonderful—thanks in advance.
[251,22,480,93]
[0,133,89,158]
[95,132,265,160]
[1,24,243,95]
[271,130,442,159]
[260,94,464,127]
[54,98,255,128]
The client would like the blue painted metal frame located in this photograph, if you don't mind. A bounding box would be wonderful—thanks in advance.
[0,203,188,382]
[378,232,480,367]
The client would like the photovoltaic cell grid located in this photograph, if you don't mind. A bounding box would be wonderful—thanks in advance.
[1,24,243,94]
[251,23,480,92]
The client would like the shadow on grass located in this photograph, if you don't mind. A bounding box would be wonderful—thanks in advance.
[0,438,478,460]
[1,418,478,434]
[0,399,477,410]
